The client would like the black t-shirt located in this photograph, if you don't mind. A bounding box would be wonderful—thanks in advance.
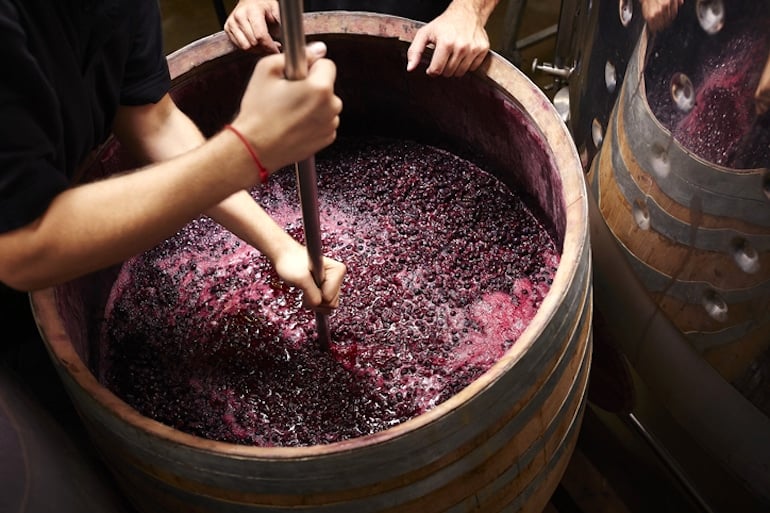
[304,0,450,23]
[0,0,170,234]
[0,0,170,399]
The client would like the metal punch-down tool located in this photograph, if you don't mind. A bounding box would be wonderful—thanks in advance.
[278,0,332,350]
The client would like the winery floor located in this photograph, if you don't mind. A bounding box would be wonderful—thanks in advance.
[56,1,740,512]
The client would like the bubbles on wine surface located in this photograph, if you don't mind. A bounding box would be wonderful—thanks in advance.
[100,137,560,447]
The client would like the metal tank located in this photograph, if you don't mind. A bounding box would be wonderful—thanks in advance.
[529,0,647,171]
[31,13,592,513]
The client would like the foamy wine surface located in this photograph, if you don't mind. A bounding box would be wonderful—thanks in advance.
[100,137,559,447]
[645,6,770,168]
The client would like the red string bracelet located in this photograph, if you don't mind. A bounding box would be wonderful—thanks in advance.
[224,124,269,184]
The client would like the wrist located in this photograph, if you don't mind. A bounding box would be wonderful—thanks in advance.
[265,232,304,268]
[224,124,269,184]
[449,0,497,21]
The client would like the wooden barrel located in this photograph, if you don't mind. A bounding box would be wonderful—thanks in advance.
[589,20,770,401]
[587,20,770,505]
[31,13,591,513]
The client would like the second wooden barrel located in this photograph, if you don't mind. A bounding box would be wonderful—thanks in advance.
[587,4,770,504]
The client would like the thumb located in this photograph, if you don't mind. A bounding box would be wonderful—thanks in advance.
[305,41,328,69]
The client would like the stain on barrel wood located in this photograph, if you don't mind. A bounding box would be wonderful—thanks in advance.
[32,13,591,513]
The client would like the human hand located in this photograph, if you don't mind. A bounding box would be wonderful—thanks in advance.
[273,244,347,314]
[224,0,281,53]
[232,42,342,174]
[641,0,683,33]
[406,4,490,77]
[755,54,770,117]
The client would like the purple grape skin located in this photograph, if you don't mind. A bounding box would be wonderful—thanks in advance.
[100,137,560,447]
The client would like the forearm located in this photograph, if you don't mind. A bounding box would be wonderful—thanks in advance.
[209,192,302,265]
[113,95,338,305]
[112,94,206,164]
[0,48,341,291]
[446,0,500,24]
[0,132,255,290]
[114,94,298,266]
[755,54,770,116]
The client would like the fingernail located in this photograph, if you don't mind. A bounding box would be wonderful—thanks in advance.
[308,41,327,57]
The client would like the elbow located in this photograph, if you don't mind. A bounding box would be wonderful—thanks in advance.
[1,276,35,293]
[0,263,48,292]
[0,246,32,290]
[0,249,79,291]
[0,220,66,291]
[0,240,58,292]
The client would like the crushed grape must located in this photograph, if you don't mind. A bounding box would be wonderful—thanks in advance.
[100,137,560,447]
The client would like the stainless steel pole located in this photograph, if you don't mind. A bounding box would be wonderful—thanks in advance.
[278,0,331,349]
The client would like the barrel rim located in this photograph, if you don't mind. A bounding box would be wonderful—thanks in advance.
[636,29,770,175]
[33,12,589,460]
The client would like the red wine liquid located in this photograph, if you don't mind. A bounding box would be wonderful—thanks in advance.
[644,4,770,168]
[100,137,559,447]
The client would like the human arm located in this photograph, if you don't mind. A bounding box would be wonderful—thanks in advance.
[755,52,770,117]
[0,129,254,290]
[113,90,344,311]
[640,0,683,32]
[224,0,281,52]
[0,45,341,296]
[208,195,346,312]
[406,0,499,77]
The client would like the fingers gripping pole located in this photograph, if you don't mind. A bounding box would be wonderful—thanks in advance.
[278,0,332,350]
[296,161,332,351]
[279,0,308,80]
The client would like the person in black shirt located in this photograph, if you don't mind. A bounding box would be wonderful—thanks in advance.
[224,0,499,77]
[0,0,345,472]
[0,0,345,305]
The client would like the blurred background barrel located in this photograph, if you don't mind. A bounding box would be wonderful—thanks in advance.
[0,366,131,513]
[31,13,592,513]
[586,1,770,508]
